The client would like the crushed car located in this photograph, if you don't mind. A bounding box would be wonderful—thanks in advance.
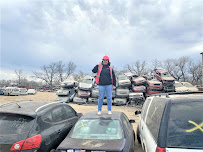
[132,85,146,93]
[116,86,130,98]
[113,98,127,106]
[131,76,146,86]
[117,75,131,87]
[174,81,189,92]
[154,69,175,92]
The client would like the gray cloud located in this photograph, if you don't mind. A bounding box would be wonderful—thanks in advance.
[0,0,202,79]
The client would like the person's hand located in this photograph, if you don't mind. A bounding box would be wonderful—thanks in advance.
[113,86,116,89]
[98,62,102,66]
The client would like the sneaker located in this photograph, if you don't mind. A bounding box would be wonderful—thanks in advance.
[97,111,101,115]
[108,111,112,115]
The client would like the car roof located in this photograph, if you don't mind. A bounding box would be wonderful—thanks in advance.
[151,92,203,101]
[80,111,123,120]
[155,69,167,73]
[0,101,62,118]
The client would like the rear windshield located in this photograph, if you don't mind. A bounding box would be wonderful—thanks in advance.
[69,119,123,140]
[0,114,34,134]
[167,101,203,148]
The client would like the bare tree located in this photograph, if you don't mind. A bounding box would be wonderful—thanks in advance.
[15,69,26,86]
[152,59,162,70]
[65,61,77,79]
[33,62,58,87]
[124,60,148,75]
[162,59,176,76]
[188,61,202,85]
[56,61,65,82]
[174,56,190,81]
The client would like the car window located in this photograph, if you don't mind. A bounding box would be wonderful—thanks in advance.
[63,105,76,119]
[0,114,34,134]
[38,111,53,131]
[167,101,203,148]
[141,97,152,120]
[52,106,67,122]
[146,97,166,142]
[69,119,123,140]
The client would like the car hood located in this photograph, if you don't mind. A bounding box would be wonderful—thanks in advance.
[58,138,125,151]
[162,77,175,81]
[79,83,92,89]
[133,77,146,82]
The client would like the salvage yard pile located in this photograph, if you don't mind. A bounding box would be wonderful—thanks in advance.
[0,91,143,152]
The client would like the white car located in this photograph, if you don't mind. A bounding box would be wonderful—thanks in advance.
[136,92,203,152]
[27,89,36,95]
[174,81,189,92]
[4,87,20,96]
[19,88,28,95]
[181,82,199,92]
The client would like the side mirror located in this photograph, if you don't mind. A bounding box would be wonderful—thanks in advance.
[135,110,141,115]
[129,119,135,123]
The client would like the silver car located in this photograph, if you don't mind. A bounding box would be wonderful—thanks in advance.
[117,75,131,87]
[116,86,130,98]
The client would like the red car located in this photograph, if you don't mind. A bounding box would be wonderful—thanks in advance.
[154,69,175,92]
[77,89,91,98]
[132,85,146,93]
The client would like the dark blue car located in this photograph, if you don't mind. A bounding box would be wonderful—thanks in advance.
[56,111,135,152]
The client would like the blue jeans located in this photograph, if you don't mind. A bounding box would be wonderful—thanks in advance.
[98,85,112,111]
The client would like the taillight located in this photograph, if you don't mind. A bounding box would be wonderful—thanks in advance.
[10,134,42,151]
[155,146,166,152]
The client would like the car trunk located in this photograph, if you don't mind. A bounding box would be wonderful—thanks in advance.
[0,114,35,152]
[58,138,125,151]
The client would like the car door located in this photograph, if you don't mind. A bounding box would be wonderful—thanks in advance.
[37,110,57,152]
[143,97,166,152]
[121,114,134,152]
[52,105,73,146]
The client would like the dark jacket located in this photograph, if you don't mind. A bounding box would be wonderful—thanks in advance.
[92,64,116,86]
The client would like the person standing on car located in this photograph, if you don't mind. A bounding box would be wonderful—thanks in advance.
[92,55,116,115]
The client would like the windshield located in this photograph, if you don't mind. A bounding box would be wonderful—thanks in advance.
[82,79,92,84]
[69,119,123,140]
[161,72,172,77]
[118,75,128,80]
[183,82,193,87]
[0,114,34,134]
[175,82,184,88]
[167,101,203,148]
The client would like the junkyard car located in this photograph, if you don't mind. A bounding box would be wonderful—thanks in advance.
[91,85,99,98]
[4,87,20,96]
[131,76,146,86]
[77,89,91,98]
[145,78,163,91]
[27,89,36,95]
[56,111,135,152]
[61,78,78,88]
[116,86,130,98]
[154,69,175,92]
[136,92,203,152]
[56,87,76,96]
[117,75,131,87]
[132,85,146,93]
[19,88,28,95]
[174,81,189,92]
[0,101,82,152]
[73,95,87,104]
[78,78,94,91]
[129,92,145,106]
[181,82,199,91]
[113,98,127,106]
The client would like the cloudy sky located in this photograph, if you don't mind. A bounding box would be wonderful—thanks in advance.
[0,0,203,80]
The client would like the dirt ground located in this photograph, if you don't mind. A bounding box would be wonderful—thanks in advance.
[0,92,143,152]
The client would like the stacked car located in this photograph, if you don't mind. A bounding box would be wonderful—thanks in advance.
[56,78,77,102]
[73,76,95,104]
[143,75,163,96]
[114,75,131,105]
[123,73,146,106]
[154,69,175,92]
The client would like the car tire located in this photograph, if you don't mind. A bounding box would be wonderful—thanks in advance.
[136,126,141,144]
